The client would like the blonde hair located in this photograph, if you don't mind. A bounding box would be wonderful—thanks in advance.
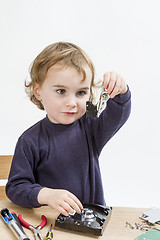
[25,42,96,110]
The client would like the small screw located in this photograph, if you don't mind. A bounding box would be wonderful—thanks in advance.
[125,221,134,229]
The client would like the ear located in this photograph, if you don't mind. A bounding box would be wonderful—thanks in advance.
[33,84,41,101]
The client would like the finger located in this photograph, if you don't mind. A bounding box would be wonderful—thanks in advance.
[106,72,116,95]
[56,205,70,216]
[103,72,110,89]
[110,75,122,98]
[60,201,76,215]
[67,192,83,211]
[65,196,82,214]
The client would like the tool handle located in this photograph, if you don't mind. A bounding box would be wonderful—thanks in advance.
[11,212,25,232]
[18,214,32,229]
[46,231,53,240]
[38,215,47,229]
[46,224,53,240]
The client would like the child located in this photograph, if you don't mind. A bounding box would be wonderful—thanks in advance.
[6,42,131,216]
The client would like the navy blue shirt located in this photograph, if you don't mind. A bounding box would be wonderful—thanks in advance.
[6,89,131,208]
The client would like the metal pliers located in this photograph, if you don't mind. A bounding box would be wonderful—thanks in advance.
[18,214,47,240]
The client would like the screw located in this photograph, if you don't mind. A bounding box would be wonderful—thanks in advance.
[125,221,134,229]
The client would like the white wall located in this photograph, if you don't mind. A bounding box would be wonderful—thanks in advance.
[0,0,160,208]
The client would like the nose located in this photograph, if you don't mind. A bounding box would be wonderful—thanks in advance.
[66,96,77,108]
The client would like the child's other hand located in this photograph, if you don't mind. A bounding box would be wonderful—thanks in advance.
[103,72,128,98]
[38,188,83,216]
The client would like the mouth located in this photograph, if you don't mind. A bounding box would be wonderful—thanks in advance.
[63,112,77,115]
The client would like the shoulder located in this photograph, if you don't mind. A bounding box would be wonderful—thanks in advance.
[23,118,44,135]
[19,117,47,145]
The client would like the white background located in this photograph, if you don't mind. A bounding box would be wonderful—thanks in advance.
[0,0,160,208]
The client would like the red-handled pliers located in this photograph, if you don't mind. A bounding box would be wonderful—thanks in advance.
[18,214,47,240]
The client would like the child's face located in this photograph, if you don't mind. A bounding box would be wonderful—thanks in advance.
[34,64,92,124]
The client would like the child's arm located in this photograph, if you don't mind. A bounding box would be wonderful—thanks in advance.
[38,188,83,216]
[6,136,83,216]
[86,71,131,154]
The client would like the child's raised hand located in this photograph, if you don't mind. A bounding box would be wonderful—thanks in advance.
[103,72,128,98]
[38,188,83,216]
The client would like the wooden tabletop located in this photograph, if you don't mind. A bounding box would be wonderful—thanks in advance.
[0,200,152,240]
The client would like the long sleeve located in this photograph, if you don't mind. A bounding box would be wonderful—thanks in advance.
[85,87,131,154]
[6,136,43,208]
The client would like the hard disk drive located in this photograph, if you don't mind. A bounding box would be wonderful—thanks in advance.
[55,203,112,236]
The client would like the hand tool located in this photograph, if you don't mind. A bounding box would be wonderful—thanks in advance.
[1,208,30,240]
[18,213,47,240]
[46,224,53,240]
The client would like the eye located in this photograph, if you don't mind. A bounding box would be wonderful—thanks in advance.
[56,89,66,94]
[76,91,86,96]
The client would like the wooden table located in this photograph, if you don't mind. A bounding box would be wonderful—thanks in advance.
[0,200,151,240]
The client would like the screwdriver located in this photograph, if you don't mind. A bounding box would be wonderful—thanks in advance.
[1,208,30,240]
[46,223,53,240]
